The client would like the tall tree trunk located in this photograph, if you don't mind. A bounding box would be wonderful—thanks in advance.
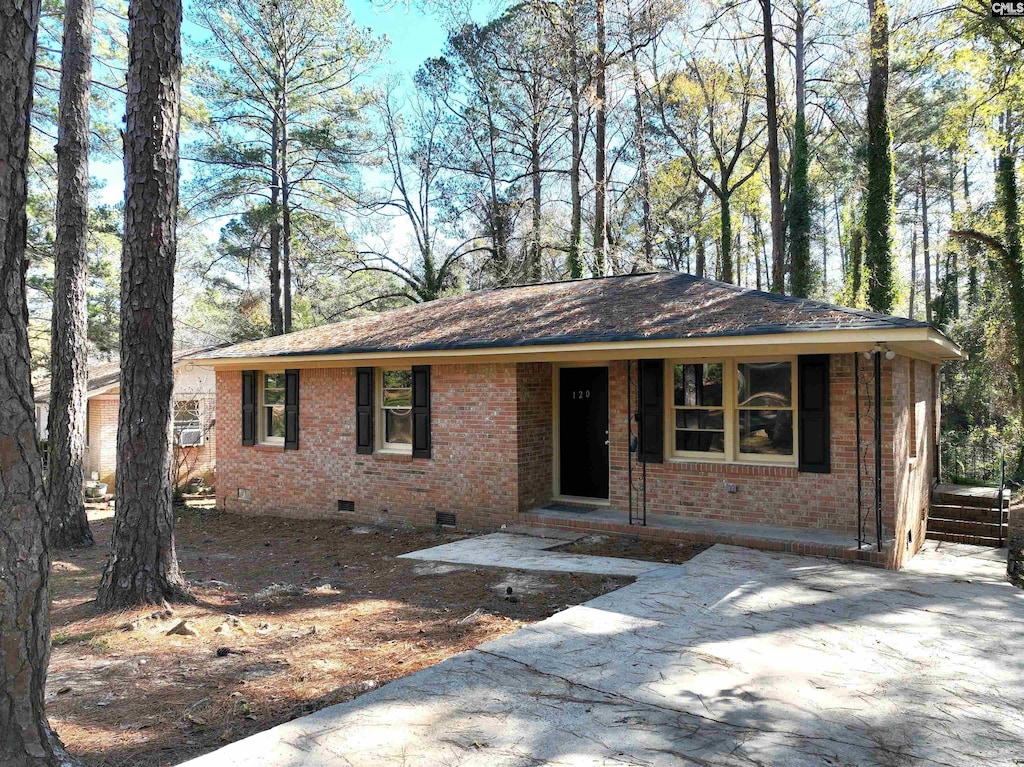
[592,0,607,276]
[719,190,733,284]
[863,0,894,312]
[630,41,653,269]
[97,0,190,609]
[48,0,95,548]
[269,93,283,336]
[760,0,785,294]
[921,150,932,323]
[909,191,918,319]
[1,0,74,760]
[849,224,864,305]
[566,2,583,279]
[788,0,812,297]
[948,148,958,319]
[280,85,292,333]
[529,118,542,282]
[695,189,706,278]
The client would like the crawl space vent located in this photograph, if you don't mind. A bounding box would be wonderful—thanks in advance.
[435,511,457,527]
[337,499,355,513]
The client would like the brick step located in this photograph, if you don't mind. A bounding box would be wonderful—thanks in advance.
[927,517,1007,537]
[931,491,1009,509]
[929,504,1007,523]
[926,530,1005,547]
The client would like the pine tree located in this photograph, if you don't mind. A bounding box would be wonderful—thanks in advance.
[48,0,95,549]
[0,0,77,759]
[862,0,894,313]
[97,0,191,608]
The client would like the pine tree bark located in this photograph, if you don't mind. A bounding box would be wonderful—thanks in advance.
[592,0,607,276]
[48,0,95,550]
[695,189,706,278]
[529,118,543,282]
[1,0,76,760]
[863,0,894,312]
[96,0,190,609]
[760,0,785,294]
[269,94,283,336]
[909,191,918,319]
[566,2,584,279]
[280,83,293,333]
[921,150,932,323]
[788,0,812,298]
[629,35,653,269]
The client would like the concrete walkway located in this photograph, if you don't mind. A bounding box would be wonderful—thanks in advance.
[398,532,664,577]
[182,540,1024,767]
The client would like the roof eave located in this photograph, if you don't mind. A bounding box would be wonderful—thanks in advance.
[195,326,966,368]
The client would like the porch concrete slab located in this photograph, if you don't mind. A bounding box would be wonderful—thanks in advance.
[903,538,1010,585]
[182,544,1024,767]
[529,505,863,548]
[398,532,661,577]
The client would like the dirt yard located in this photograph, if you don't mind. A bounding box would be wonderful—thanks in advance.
[553,533,709,564]
[47,508,630,766]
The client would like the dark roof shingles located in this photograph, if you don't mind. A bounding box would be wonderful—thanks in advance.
[198,271,932,361]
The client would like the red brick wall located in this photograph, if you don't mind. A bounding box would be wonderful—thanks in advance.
[607,355,899,535]
[216,364,522,528]
[216,353,930,558]
[82,394,217,488]
[890,356,938,567]
[516,362,553,511]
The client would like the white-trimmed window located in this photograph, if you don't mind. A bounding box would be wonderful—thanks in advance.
[174,398,204,447]
[667,358,796,465]
[260,372,286,445]
[378,369,413,451]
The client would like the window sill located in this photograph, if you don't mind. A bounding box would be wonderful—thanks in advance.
[665,457,799,475]
[373,448,413,462]
[254,442,284,452]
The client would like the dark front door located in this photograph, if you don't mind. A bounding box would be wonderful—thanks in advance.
[559,367,609,499]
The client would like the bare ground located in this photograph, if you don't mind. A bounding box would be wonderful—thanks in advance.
[47,507,630,766]
[552,533,709,564]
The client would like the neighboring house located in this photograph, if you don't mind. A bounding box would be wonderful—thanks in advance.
[194,271,965,569]
[34,348,218,487]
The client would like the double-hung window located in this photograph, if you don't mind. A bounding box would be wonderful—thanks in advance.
[672,363,725,455]
[261,372,286,444]
[736,361,794,458]
[379,369,413,451]
[668,359,796,464]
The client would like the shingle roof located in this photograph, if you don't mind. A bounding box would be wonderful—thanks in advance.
[195,271,940,362]
[33,347,221,404]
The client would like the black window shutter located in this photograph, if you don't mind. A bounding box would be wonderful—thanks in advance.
[798,354,831,473]
[284,369,300,450]
[241,370,257,446]
[637,359,664,463]
[355,367,374,454]
[412,365,432,459]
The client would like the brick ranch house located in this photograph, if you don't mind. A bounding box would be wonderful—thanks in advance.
[34,348,218,488]
[194,271,965,569]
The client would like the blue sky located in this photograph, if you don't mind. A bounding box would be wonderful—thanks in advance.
[92,0,459,206]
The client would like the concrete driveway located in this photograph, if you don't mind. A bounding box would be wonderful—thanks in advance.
[182,540,1024,766]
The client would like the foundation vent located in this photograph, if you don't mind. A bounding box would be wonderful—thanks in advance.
[337,499,355,513]
[435,511,457,527]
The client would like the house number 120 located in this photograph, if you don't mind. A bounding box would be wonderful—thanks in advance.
[573,390,591,399]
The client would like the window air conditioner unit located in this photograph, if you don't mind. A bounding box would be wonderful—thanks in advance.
[177,427,204,447]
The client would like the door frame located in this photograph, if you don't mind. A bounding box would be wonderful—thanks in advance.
[551,362,611,504]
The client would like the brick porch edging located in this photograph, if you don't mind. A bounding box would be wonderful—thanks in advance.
[518,512,896,568]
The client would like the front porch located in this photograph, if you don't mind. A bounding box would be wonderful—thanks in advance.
[520,503,897,567]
